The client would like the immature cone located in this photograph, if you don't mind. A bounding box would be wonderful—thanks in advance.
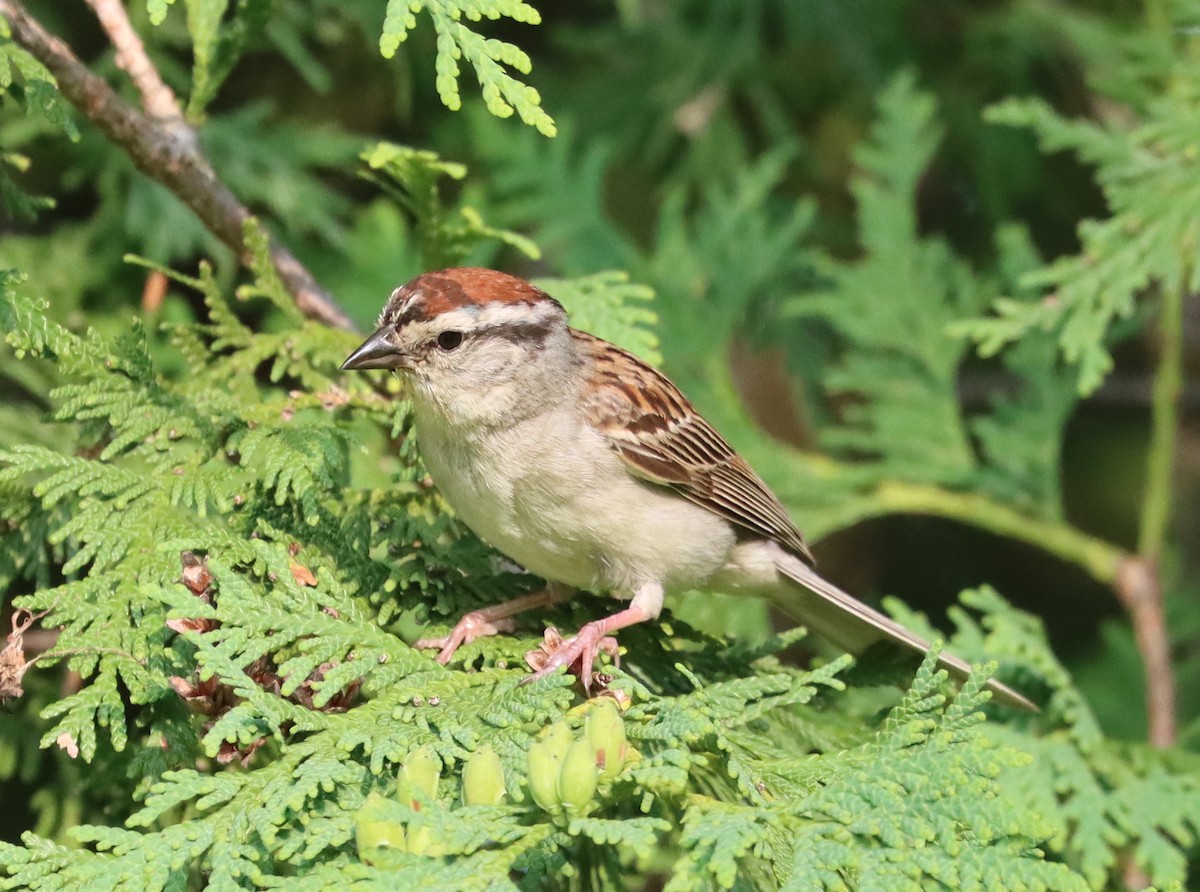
[405,823,445,857]
[558,738,599,815]
[462,746,507,806]
[355,792,407,859]
[526,739,564,813]
[585,699,628,781]
[356,817,407,856]
[541,720,574,760]
[401,744,441,804]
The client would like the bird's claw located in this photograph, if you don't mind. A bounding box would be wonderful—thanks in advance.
[522,625,619,694]
[414,611,517,664]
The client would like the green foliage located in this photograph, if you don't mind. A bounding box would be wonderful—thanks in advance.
[890,585,1200,889]
[643,145,818,385]
[778,660,1081,892]
[536,271,660,366]
[0,24,78,141]
[379,0,554,136]
[785,74,1079,517]
[960,42,1200,395]
[794,73,980,483]
[360,143,539,273]
[0,21,75,222]
[144,0,554,131]
[0,151,52,222]
[183,0,273,117]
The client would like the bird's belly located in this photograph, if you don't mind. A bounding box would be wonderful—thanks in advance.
[416,416,734,594]
[418,425,605,589]
[458,480,605,592]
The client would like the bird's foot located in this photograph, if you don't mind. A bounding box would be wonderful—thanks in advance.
[414,588,568,664]
[415,612,517,664]
[523,625,620,694]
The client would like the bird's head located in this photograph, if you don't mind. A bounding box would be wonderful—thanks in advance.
[342,268,574,424]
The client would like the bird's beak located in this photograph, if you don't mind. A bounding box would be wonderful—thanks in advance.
[341,328,411,371]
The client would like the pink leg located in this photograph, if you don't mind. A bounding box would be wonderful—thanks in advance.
[415,587,567,664]
[522,602,652,695]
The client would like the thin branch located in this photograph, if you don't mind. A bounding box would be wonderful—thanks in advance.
[869,481,1126,584]
[1139,285,1184,560]
[82,0,182,123]
[1116,557,1175,746]
[0,0,356,332]
[1121,279,1187,747]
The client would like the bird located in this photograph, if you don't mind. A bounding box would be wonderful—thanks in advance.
[341,267,1034,710]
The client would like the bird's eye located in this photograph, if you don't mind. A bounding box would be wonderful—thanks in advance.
[436,330,464,351]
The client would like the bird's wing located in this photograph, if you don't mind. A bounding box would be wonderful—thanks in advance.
[571,329,814,565]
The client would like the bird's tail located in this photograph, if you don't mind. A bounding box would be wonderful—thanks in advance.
[769,555,1036,712]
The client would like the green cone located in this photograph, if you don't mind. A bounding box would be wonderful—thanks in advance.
[462,746,507,806]
[558,738,599,815]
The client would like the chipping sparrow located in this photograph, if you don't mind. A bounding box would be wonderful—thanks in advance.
[343,268,1033,710]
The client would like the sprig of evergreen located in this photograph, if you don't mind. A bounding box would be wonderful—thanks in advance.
[960,44,1200,395]
[0,21,74,222]
[792,73,980,483]
[360,143,540,273]
[379,0,554,136]
[0,20,77,140]
[141,0,554,132]
[788,74,1080,517]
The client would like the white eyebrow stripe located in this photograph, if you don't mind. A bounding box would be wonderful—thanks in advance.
[473,300,561,328]
[415,300,561,334]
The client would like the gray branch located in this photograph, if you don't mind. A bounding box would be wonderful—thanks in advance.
[0,0,357,331]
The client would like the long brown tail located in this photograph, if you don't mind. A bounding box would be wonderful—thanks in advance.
[770,556,1037,712]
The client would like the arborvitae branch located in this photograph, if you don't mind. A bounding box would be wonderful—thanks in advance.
[0,0,355,331]
[1123,272,1187,747]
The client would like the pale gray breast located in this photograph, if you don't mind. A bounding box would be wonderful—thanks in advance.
[415,403,737,594]
[414,410,609,590]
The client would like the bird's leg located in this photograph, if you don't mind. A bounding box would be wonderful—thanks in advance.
[522,582,662,694]
[415,586,568,664]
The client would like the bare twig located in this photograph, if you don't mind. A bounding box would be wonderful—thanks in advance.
[0,0,356,331]
[1115,557,1176,747]
[82,0,182,123]
[1122,279,1188,748]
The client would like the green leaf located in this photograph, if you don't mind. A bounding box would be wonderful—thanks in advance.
[536,271,660,366]
[360,142,540,270]
[964,73,1200,394]
[185,0,228,115]
[379,0,555,136]
[789,72,980,484]
[0,35,79,139]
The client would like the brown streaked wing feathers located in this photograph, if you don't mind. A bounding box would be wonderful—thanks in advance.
[572,330,815,565]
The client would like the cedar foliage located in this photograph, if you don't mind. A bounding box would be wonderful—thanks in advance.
[2,0,1199,889]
